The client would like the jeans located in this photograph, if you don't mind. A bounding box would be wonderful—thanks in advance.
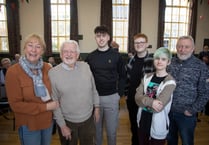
[167,111,196,145]
[96,93,120,145]
[18,123,53,145]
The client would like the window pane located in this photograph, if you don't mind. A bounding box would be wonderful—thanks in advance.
[179,8,188,22]
[166,0,172,5]
[164,0,190,53]
[172,8,180,22]
[52,37,58,51]
[0,37,9,52]
[0,0,9,52]
[51,0,70,52]
[51,5,58,20]
[58,21,66,35]
[112,0,129,53]
[171,23,178,37]
[164,23,171,38]
[165,8,172,22]
[173,0,180,6]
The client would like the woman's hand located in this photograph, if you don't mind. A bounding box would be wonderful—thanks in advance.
[46,101,59,111]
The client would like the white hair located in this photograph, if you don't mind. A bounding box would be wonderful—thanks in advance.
[60,40,80,54]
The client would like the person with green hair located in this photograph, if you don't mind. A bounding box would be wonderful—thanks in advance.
[135,47,176,145]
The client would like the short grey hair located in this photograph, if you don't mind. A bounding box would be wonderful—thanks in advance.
[60,40,80,54]
[177,35,195,48]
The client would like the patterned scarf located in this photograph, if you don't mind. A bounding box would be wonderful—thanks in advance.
[19,56,47,99]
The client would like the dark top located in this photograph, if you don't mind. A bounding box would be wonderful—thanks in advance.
[125,53,154,99]
[85,48,126,96]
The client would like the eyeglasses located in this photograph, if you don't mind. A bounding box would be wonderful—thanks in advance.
[134,42,146,45]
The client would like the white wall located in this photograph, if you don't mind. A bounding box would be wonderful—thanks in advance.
[77,0,100,52]
[141,0,159,53]
[19,0,44,54]
[18,0,209,54]
[195,0,209,53]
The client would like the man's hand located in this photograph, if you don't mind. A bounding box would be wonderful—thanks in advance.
[94,107,100,123]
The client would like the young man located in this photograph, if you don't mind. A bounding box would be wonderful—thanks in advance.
[85,25,126,145]
[167,36,209,145]
[125,33,154,145]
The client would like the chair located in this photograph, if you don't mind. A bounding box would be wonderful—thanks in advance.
[0,85,15,130]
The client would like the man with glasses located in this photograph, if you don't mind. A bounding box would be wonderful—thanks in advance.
[167,36,209,145]
[125,33,154,145]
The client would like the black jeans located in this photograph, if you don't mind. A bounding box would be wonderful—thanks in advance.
[126,98,139,145]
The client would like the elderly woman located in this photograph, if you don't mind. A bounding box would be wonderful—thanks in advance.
[5,34,59,145]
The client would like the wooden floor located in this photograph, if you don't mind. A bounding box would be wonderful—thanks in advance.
[1,98,209,145]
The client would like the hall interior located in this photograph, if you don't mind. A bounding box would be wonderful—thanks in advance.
[1,97,209,145]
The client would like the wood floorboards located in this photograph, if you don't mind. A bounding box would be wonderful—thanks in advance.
[1,98,209,145]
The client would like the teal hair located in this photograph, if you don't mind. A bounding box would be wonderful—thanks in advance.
[153,47,172,60]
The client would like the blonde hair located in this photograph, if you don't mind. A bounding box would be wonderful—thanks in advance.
[23,34,46,51]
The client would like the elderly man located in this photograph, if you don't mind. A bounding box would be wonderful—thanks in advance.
[167,36,209,145]
[49,40,100,145]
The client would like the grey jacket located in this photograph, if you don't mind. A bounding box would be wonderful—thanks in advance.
[168,55,209,114]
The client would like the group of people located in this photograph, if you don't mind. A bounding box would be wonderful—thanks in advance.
[4,25,209,145]
[125,34,209,145]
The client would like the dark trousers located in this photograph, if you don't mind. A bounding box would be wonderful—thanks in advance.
[57,115,95,145]
[126,99,139,145]
[138,128,166,145]
[167,111,196,145]
[52,119,56,134]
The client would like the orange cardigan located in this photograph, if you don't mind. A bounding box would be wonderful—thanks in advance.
[5,62,52,131]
